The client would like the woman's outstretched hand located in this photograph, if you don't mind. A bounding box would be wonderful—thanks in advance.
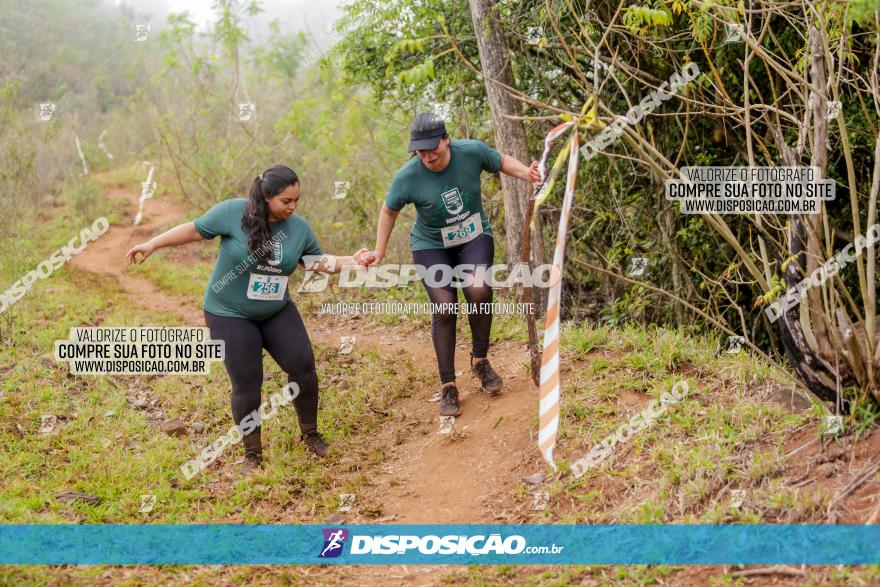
[126,242,155,265]
[354,248,382,267]
[351,248,372,267]
[361,249,385,267]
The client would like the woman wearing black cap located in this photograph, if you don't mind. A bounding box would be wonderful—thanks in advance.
[127,164,368,473]
[359,113,541,417]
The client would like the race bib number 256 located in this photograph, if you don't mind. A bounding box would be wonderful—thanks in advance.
[247,274,288,300]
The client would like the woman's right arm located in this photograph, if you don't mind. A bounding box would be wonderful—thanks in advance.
[126,221,204,264]
[364,203,399,266]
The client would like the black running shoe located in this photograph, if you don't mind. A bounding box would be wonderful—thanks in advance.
[302,431,330,457]
[242,430,263,473]
[242,451,263,473]
[472,356,503,394]
[439,383,462,417]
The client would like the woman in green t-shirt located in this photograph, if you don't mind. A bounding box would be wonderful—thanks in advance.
[127,164,367,473]
[359,113,540,417]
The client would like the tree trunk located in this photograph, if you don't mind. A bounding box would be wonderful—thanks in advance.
[773,25,857,409]
[468,0,532,266]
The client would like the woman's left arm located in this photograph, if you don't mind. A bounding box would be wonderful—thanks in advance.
[500,154,542,184]
[303,249,371,274]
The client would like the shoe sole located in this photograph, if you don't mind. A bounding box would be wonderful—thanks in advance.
[306,445,329,458]
[473,367,503,395]
[483,382,502,395]
[241,459,263,474]
[439,406,462,417]
[303,435,329,458]
[479,380,503,394]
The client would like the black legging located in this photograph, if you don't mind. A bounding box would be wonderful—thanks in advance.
[412,234,494,384]
[204,302,319,435]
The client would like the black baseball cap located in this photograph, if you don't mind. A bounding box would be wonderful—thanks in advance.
[408,112,447,152]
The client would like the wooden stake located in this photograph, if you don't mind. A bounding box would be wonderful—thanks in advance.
[521,183,541,386]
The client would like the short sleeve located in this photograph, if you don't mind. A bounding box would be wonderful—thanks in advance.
[298,221,323,264]
[193,200,234,240]
[478,140,503,173]
[384,173,409,212]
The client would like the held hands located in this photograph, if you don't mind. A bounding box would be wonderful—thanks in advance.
[353,249,383,267]
[126,242,155,265]
[350,248,373,268]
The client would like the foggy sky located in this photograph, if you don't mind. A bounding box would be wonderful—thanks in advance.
[116,0,344,43]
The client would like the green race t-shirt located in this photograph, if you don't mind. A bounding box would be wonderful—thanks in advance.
[385,139,503,251]
[193,198,322,320]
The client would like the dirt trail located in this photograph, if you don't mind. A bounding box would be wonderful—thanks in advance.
[70,186,203,326]
[74,175,545,528]
[61,173,880,586]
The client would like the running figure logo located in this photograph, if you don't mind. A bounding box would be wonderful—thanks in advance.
[36,103,56,122]
[319,528,349,558]
[442,187,464,215]
[297,254,332,293]
[626,256,648,277]
[238,103,256,122]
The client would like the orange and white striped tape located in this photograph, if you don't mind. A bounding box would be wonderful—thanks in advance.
[535,122,574,205]
[536,122,580,471]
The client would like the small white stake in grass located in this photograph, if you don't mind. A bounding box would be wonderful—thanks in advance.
[339,336,355,355]
[134,166,155,225]
[98,130,114,160]
[531,492,549,511]
[338,493,355,513]
[139,494,156,513]
[75,135,89,177]
[39,415,57,434]
[729,489,745,509]
[333,181,349,200]
[438,416,455,435]
[823,414,843,436]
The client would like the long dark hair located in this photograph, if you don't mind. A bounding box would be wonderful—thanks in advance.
[242,164,299,258]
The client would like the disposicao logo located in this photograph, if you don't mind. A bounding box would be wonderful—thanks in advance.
[319,528,348,558]
[348,533,527,555]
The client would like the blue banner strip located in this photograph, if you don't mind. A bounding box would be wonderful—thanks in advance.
[1,524,878,564]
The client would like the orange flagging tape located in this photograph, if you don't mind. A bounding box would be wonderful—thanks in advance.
[535,121,580,471]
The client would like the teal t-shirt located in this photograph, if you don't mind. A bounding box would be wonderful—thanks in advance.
[193,198,322,320]
[385,139,503,251]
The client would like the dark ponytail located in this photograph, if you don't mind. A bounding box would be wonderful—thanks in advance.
[242,164,299,258]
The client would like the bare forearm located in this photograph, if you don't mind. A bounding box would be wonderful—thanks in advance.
[374,203,398,256]
[305,254,356,274]
[500,154,532,182]
[148,222,203,250]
